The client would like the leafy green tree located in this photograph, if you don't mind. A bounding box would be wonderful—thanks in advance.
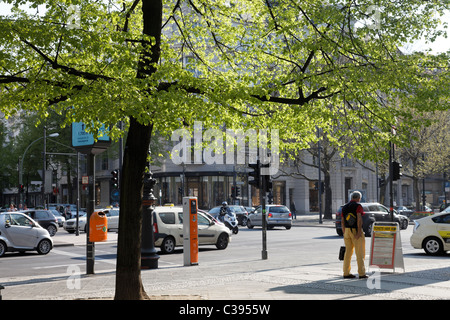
[1,0,448,299]
[400,110,450,211]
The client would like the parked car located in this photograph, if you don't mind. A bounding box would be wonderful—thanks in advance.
[244,206,255,214]
[153,206,231,254]
[63,213,87,233]
[0,212,53,257]
[63,208,119,233]
[209,205,249,226]
[335,202,409,237]
[247,205,292,230]
[19,209,59,236]
[410,207,450,255]
[397,206,413,217]
[50,209,66,227]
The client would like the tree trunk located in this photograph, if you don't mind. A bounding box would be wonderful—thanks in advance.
[114,118,153,300]
[413,176,421,212]
[323,172,333,219]
[114,0,162,300]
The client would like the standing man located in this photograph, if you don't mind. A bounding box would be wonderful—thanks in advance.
[341,191,367,279]
[290,200,297,219]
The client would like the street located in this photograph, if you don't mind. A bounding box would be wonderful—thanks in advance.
[1,220,448,284]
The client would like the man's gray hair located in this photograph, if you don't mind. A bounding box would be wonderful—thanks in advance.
[351,191,362,201]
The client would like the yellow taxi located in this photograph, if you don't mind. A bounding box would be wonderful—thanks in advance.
[410,207,450,255]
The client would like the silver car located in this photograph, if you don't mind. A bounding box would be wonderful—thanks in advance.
[0,212,53,257]
[247,205,292,230]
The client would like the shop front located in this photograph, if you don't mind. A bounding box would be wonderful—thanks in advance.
[153,172,250,210]
[153,171,286,211]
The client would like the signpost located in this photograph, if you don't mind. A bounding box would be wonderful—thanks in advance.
[183,196,198,266]
[72,121,111,275]
[369,222,404,273]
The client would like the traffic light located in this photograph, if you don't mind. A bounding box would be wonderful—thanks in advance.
[378,177,385,187]
[248,160,261,189]
[268,192,274,204]
[392,161,402,181]
[263,175,273,192]
[19,184,24,193]
[260,163,272,192]
[231,186,241,198]
[111,169,119,189]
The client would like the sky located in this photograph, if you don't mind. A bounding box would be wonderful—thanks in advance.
[0,1,448,54]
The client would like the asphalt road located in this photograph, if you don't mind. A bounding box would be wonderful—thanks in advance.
[1,222,447,282]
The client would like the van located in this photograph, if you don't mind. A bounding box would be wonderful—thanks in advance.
[153,206,231,254]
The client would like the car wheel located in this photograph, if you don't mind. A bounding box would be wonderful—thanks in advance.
[216,233,229,250]
[365,223,373,237]
[423,237,444,255]
[0,241,6,257]
[37,239,52,255]
[47,225,57,237]
[285,225,291,230]
[161,236,176,254]
[401,219,408,229]
[247,219,254,229]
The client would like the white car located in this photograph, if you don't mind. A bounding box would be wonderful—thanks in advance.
[0,212,53,257]
[63,209,119,233]
[410,207,450,255]
[153,206,231,254]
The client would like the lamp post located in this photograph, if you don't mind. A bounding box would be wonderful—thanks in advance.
[141,155,159,269]
[19,130,59,206]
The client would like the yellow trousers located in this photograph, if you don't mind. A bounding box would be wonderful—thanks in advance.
[343,228,366,277]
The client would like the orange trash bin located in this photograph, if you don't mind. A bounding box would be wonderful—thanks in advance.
[89,211,108,242]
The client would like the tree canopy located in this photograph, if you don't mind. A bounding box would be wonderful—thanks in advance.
[1,0,448,156]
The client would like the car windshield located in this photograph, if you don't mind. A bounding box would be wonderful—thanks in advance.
[269,206,289,213]
[209,207,221,214]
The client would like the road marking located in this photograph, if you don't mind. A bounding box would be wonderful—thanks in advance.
[51,248,116,265]
[33,263,85,270]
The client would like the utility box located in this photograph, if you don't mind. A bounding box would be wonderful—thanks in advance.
[183,197,198,266]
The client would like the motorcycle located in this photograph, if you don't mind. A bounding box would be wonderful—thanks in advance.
[218,211,239,234]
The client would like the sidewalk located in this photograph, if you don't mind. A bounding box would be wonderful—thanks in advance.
[1,214,449,301]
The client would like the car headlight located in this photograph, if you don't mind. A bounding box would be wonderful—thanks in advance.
[413,220,420,232]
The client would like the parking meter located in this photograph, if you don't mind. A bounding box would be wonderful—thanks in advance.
[183,197,198,266]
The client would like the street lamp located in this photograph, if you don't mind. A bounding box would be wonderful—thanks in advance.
[141,155,159,269]
[19,130,59,206]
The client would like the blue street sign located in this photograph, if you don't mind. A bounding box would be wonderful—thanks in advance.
[72,122,109,147]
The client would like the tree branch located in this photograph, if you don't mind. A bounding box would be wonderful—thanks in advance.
[123,0,141,32]
[0,75,30,84]
[21,38,114,81]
